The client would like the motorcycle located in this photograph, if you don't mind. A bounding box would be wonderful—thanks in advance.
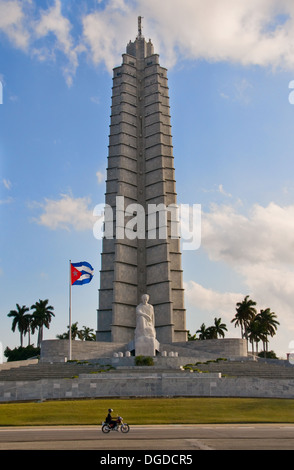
[101,416,130,433]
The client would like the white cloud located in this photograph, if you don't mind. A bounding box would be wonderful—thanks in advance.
[0,196,13,205]
[90,96,100,105]
[139,0,294,70]
[81,2,136,71]
[96,170,105,184]
[0,0,81,85]
[219,77,254,105]
[31,193,94,231]
[2,178,12,190]
[198,202,294,332]
[202,202,294,265]
[33,0,80,86]
[185,201,294,354]
[0,0,31,50]
[233,78,253,104]
[2,1,294,84]
[202,184,232,197]
[81,0,294,71]
[185,280,242,323]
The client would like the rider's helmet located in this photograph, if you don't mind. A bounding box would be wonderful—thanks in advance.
[108,408,113,412]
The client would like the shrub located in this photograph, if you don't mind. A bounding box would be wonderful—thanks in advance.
[4,345,40,362]
[134,355,154,366]
[258,350,278,359]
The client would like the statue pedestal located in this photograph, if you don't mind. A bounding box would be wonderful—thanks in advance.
[135,336,160,357]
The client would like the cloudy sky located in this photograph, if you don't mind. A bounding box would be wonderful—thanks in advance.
[1,0,294,359]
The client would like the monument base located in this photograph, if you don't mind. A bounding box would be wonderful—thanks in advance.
[135,336,159,357]
[40,338,247,363]
[127,338,160,357]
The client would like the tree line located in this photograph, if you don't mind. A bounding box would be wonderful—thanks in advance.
[56,322,96,341]
[5,300,95,361]
[7,295,280,359]
[6,301,96,346]
[188,295,279,356]
[7,299,55,349]
[231,295,279,355]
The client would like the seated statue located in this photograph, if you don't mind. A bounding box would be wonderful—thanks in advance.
[135,294,156,340]
[134,294,158,357]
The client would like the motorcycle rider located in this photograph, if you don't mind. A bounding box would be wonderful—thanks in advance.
[105,408,118,430]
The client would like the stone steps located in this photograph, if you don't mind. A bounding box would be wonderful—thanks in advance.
[0,362,113,381]
[1,359,294,381]
[192,361,294,379]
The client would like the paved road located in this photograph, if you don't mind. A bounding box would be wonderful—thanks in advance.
[1,424,294,451]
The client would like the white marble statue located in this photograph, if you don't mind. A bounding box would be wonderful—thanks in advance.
[135,294,156,340]
[134,294,158,356]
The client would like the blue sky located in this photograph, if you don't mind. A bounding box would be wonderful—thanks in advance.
[1,0,294,359]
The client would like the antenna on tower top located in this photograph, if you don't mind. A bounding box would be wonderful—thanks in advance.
[138,16,143,38]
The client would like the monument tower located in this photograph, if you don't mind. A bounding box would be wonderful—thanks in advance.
[96,17,187,346]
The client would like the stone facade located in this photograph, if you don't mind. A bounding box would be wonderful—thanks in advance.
[2,373,294,402]
[97,22,186,345]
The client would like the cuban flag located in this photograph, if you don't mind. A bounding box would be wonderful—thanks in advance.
[71,261,94,286]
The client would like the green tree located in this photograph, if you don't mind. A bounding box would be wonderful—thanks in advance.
[196,323,210,340]
[211,317,228,338]
[255,308,279,356]
[197,318,227,340]
[79,325,95,341]
[188,330,197,341]
[4,345,40,362]
[205,326,217,339]
[231,295,257,343]
[247,317,265,355]
[31,299,55,347]
[56,322,92,340]
[70,322,83,340]
[23,313,35,346]
[258,350,278,359]
[56,332,68,340]
[7,304,30,347]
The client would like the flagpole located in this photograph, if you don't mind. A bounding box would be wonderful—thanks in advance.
[69,260,72,361]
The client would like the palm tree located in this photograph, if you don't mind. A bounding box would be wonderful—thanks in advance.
[31,299,55,347]
[80,326,95,341]
[56,324,96,341]
[231,295,257,343]
[203,318,227,339]
[255,308,279,356]
[57,322,83,340]
[70,322,83,340]
[212,317,228,338]
[23,313,35,346]
[247,317,265,355]
[7,304,30,347]
[188,330,197,341]
[205,325,217,339]
[56,332,68,340]
[196,323,210,340]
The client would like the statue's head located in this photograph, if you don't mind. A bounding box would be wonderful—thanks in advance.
[141,294,149,304]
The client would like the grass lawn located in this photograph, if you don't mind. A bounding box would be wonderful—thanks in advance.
[1,397,294,426]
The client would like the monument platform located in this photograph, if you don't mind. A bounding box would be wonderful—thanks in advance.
[40,338,247,364]
[2,355,294,401]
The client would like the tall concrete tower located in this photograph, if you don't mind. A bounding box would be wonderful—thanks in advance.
[96,18,187,345]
